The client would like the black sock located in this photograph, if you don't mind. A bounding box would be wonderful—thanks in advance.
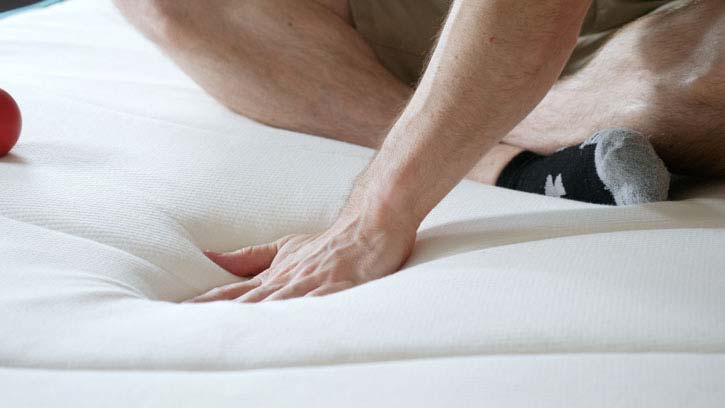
[495,144,616,205]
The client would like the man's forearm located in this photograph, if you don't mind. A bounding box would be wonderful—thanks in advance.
[344,0,591,228]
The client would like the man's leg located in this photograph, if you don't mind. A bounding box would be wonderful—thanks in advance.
[505,0,725,177]
[112,0,409,148]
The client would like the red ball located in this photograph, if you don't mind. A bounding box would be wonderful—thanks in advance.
[0,88,22,157]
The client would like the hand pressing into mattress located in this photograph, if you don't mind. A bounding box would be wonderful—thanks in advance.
[182,1,590,302]
[188,210,416,302]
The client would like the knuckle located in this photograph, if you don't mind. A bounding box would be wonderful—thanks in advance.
[257,270,276,284]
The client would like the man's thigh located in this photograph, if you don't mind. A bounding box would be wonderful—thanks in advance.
[566,0,675,75]
[349,0,679,84]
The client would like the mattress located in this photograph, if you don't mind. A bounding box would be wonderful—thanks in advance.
[1,1,724,406]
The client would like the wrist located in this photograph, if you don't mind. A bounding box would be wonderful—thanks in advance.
[338,181,421,239]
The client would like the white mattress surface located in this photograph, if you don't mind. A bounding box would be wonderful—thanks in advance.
[1,1,724,406]
[4,354,725,408]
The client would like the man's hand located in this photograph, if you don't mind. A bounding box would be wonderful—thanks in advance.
[188,212,416,302]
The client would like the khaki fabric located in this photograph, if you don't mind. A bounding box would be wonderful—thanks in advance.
[349,0,674,85]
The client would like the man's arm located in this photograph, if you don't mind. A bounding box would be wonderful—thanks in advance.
[345,0,590,226]
[191,0,591,303]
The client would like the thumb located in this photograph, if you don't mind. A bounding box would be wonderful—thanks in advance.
[204,243,278,277]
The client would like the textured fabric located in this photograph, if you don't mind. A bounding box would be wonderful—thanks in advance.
[349,0,674,84]
[5,354,725,407]
[0,1,724,405]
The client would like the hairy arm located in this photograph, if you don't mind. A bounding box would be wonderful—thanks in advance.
[192,0,592,302]
[347,0,590,228]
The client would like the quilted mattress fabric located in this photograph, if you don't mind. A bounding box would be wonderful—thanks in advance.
[0,0,724,402]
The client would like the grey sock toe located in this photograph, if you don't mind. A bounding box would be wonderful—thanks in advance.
[582,128,670,206]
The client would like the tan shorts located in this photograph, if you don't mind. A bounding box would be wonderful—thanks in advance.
[349,0,675,85]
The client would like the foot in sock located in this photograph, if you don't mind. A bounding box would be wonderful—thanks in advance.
[496,128,670,205]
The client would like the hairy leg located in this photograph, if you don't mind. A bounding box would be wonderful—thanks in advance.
[506,0,725,177]
[112,0,409,148]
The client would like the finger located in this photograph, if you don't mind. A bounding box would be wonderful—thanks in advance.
[237,281,287,303]
[204,243,278,277]
[304,282,354,298]
[263,277,322,302]
[185,278,262,303]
